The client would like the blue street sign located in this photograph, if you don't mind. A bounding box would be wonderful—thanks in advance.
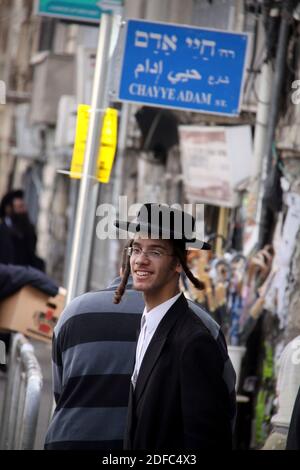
[118,20,249,116]
[35,0,123,23]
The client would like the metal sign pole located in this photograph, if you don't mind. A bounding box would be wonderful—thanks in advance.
[66,12,114,303]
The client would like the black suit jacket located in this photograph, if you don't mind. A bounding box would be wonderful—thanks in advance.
[286,385,300,449]
[124,294,233,450]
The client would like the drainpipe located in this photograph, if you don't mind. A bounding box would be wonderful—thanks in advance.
[258,0,295,247]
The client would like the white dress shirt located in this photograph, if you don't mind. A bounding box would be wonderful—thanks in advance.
[131,292,181,388]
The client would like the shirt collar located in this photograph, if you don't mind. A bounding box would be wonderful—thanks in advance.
[142,292,181,335]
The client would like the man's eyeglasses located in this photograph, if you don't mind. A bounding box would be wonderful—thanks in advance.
[127,246,174,260]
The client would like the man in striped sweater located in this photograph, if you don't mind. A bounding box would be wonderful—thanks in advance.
[44,270,143,449]
[45,246,235,450]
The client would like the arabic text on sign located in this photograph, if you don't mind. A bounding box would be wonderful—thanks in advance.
[134,59,163,78]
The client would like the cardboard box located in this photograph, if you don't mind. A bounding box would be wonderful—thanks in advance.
[0,286,66,342]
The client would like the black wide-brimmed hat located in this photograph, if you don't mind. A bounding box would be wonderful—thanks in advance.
[114,203,211,250]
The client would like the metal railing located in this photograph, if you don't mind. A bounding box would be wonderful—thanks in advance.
[0,333,43,450]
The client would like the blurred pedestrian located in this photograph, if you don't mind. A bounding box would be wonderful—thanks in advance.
[0,189,45,271]
[114,203,236,450]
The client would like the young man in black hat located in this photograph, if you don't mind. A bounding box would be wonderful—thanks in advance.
[45,233,234,450]
[114,203,236,450]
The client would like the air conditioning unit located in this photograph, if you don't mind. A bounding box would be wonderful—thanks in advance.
[30,52,75,125]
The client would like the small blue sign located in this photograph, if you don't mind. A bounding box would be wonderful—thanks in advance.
[118,20,249,116]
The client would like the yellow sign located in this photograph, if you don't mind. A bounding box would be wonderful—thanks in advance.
[96,108,118,183]
[70,104,90,179]
[70,106,118,183]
